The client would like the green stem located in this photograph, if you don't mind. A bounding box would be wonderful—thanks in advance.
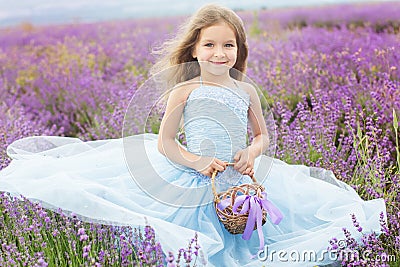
[393,109,400,172]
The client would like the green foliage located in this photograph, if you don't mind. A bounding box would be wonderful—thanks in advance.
[249,11,263,37]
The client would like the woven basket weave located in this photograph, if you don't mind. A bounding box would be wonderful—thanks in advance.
[211,163,267,234]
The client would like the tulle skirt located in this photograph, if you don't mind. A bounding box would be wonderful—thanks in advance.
[0,134,386,266]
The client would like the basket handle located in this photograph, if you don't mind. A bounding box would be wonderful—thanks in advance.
[211,162,258,203]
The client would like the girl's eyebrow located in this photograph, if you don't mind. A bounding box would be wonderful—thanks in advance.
[201,39,236,43]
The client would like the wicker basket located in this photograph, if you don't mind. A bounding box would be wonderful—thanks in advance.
[211,162,267,235]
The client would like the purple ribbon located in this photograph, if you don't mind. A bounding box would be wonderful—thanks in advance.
[217,191,283,250]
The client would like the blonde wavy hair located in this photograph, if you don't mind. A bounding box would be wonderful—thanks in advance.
[150,4,249,87]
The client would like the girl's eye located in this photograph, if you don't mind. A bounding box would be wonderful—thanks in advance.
[205,43,213,47]
[225,43,235,48]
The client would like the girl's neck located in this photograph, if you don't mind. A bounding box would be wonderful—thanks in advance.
[199,72,235,88]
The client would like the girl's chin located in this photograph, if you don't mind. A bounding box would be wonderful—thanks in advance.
[200,62,231,73]
[196,61,235,78]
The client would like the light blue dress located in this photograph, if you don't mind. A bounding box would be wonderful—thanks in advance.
[0,82,386,266]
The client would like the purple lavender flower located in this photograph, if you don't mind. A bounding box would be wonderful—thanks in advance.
[0,2,399,266]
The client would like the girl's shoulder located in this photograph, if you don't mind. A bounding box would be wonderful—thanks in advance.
[235,80,259,100]
[169,77,202,103]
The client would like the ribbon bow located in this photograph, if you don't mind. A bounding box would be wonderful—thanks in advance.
[217,191,283,250]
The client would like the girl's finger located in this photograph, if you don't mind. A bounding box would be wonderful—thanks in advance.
[244,167,252,175]
[242,162,253,173]
[211,161,223,172]
[215,159,226,169]
[233,157,244,170]
[238,164,246,173]
[236,163,244,173]
[215,164,224,172]
[233,151,241,162]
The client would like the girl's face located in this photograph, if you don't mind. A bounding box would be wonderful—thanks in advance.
[192,21,238,76]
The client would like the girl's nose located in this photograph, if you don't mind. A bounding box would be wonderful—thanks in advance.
[214,46,225,57]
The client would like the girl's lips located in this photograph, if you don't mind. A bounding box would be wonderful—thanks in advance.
[210,61,227,65]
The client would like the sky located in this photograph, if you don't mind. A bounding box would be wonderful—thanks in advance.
[0,0,395,27]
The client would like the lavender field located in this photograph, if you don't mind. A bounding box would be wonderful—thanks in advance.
[0,2,399,266]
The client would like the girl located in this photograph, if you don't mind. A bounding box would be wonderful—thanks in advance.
[154,5,267,180]
[0,4,386,267]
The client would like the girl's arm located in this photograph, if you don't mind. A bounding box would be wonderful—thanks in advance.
[233,83,269,175]
[247,84,270,156]
[157,86,226,177]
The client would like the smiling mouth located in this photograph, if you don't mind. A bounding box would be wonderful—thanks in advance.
[210,61,227,65]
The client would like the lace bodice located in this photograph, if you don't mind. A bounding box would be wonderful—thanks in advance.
[182,83,251,186]
[183,85,250,162]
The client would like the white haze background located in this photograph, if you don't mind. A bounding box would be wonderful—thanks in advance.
[0,0,395,26]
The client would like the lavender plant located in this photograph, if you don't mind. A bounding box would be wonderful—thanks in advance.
[328,212,395,267]
[0,2,399,266]
[0,192,202,266]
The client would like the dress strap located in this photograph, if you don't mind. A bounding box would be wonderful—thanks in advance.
[232,78,240,89]
[199,76,203,86]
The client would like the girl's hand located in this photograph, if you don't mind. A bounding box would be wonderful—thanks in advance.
[233,147,256,176]
[194,157,226,177]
